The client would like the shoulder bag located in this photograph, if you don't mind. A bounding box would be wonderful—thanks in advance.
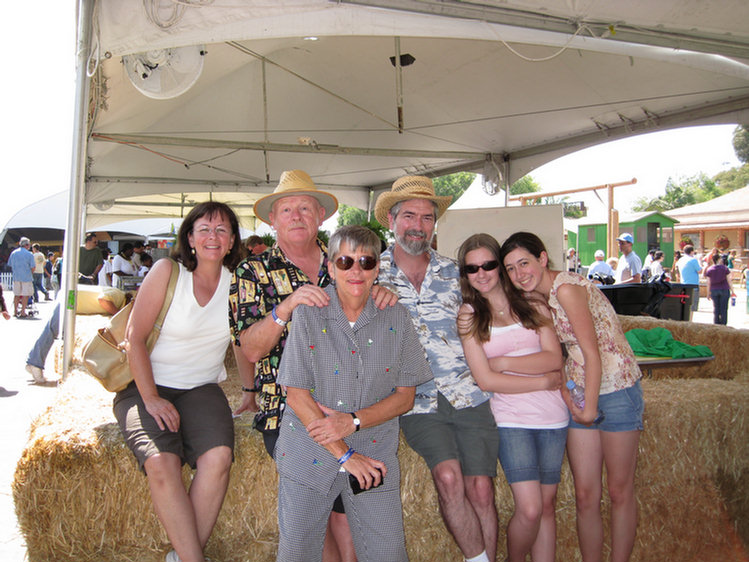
[82,258,180,392]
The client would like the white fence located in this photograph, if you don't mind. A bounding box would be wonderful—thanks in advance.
[1,272,11,290]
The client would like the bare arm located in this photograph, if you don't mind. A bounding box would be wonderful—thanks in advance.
[555,283,602,424]
[307,387,415,445]
[286,386,386,489]
[238,284,330,362]
[458,304,562,394]
[124,259,179,432]
[232,343,258,415]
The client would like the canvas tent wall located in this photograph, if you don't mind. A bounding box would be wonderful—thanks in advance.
[60,0,749,375]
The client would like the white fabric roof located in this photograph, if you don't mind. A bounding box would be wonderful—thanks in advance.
[82,0,749,224]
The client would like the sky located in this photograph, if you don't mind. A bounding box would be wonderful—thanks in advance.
[0,4,743,233]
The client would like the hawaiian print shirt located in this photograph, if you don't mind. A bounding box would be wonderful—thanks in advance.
[378,246,489,415]
[230,240,330,432]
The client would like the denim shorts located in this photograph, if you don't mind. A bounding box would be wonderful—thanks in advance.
[568,380,644,432]
[497,426,568,485]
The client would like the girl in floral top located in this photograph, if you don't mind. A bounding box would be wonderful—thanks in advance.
[500,231,643,562]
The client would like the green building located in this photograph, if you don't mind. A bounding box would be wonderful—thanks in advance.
[576,212,679,268]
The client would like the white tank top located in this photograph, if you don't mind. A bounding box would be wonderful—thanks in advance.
[150,263,231,389]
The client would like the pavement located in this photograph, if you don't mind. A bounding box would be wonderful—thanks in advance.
[0,284,747,561]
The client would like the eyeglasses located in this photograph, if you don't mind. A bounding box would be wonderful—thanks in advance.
[462,260,499,275]
[193,226,231,237]
[334,255,378,271]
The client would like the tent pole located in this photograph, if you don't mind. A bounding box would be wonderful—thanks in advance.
[61,0,95,380]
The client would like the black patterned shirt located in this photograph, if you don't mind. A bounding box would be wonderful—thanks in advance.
[230,240,330,433]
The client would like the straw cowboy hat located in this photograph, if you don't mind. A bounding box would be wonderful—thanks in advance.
[253,170,339,225]
[374,175,453,227]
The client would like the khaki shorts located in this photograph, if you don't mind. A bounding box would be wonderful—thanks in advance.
[13,281,33,296]
[400,393,498,477]
[114,382,234,472]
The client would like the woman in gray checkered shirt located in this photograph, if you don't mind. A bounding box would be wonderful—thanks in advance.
[275,225,432,562]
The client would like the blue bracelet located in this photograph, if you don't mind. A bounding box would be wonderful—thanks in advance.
[338,447,355,465]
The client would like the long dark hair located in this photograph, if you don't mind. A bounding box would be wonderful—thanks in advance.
[173,202,242,272]
[458,233,548,344]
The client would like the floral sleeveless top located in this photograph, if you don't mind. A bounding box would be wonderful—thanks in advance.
[548,271,641,395]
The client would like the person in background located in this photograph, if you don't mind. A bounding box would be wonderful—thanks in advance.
[274,225,431,562]
[245,235,268,256]
[98,247,113,286]
[606,256,618,272]
[501,232,643,562]
[587,250,614,283]
[642,249,655,270]
[52,254,63,296]
[727,249,737,270]
[648,251,665,280]
[8,237,35,318]
[704,253,733,325]
[112,243,138,289]
[44,252,55,293]
[115,201,242,562]
[139,253,154,276]
[671,251,682,282]
[375,176,499,562]
[566,248,579,273]
[676,245,702,316]
[79,233,104,285]
[32,244,51,302]
[614,233,642,284]
[0,284,10,320]
[25,285,128,385]
[132,240,147,270]
[457,234,565,562]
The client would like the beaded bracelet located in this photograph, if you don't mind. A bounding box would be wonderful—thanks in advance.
[338,447,355,465]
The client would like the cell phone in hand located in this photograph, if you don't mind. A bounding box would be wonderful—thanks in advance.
[349,468,384,494]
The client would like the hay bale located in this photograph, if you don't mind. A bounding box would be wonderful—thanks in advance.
[13,318,749,561]
[619,315,749,381]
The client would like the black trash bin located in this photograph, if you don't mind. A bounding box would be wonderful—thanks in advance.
[597,283,696,321]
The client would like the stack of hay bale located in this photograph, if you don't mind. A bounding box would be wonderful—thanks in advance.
[13,316,749,561]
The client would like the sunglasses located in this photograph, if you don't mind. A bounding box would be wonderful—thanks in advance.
[334,255,378,271]
[462,260,499,275]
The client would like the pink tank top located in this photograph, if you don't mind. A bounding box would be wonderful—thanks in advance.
[482,323,568,429]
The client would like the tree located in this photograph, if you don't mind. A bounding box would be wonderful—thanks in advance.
[713,162,749,192]
[432,172,476,203]
[733,125,749,163]
[509,175,541,195]
[632,176,702,211]
[336,205,390,245]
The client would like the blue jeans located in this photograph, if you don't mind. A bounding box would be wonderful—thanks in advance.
[711,288,730,325]
[32,272,48,302]
[27,303,61,369]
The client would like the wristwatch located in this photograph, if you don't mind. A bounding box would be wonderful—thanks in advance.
[350,412,361,432]
[271,305,288,327]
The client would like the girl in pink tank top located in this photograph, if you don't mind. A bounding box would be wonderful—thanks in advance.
[457,234,566,562]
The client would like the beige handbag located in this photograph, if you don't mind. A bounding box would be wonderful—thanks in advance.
[82,259,179,392]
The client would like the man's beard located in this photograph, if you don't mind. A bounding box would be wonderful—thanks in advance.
[395,229,433,256]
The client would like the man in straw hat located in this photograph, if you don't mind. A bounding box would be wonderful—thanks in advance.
[375,175,498,562]
[230,169,396,561]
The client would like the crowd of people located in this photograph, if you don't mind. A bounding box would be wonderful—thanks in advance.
[27,170,749,562]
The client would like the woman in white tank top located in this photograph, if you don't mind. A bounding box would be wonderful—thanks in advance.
[115,202,242,562]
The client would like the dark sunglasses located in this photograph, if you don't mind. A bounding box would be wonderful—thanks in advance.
[462,260,499,275]
[334,255,378,271]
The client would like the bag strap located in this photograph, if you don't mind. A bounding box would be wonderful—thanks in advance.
[152,258,180,337]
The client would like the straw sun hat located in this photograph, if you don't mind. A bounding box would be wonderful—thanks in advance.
[253,170,339,225]
[374,175,453,227]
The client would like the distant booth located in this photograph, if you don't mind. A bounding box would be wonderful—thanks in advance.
[577,211,678,268]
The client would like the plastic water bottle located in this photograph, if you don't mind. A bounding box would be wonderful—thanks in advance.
[731,295,736,307]
[565,380,605,424]
[566,380,586,409]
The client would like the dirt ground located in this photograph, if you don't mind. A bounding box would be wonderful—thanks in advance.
[1,285,747,561]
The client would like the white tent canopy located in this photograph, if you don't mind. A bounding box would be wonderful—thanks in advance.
[84,0,749,225]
